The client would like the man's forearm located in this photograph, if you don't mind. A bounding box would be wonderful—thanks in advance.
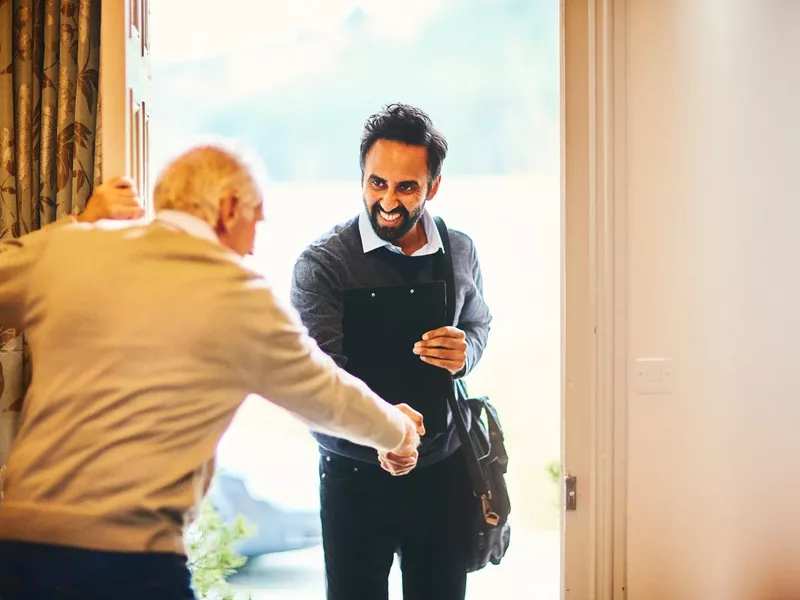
[459,325,489,377]
[250,292,405,453]
[457,253,492,376]
[261,346,406,452]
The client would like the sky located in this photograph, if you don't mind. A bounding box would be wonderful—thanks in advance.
[149,0,445,65]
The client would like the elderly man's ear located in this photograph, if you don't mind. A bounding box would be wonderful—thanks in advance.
[215,194,261,256]
[216,195,241,233]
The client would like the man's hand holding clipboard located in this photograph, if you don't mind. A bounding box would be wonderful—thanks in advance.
[413,326,468,375]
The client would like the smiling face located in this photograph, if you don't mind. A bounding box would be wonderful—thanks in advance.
[362,139,441,250]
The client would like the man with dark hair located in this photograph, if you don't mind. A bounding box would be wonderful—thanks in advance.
[291,104,492,600]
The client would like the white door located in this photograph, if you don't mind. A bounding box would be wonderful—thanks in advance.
[100,0,151,213]
[561,0,627,598]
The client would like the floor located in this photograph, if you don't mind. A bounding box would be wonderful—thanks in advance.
[231,528,560,600]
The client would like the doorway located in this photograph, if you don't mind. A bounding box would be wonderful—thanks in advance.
[150,1,561,597]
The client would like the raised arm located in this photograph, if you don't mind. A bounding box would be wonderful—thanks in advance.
[235,281,421,455]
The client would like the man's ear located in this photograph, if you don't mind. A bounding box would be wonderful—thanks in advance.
[426,176,442,201]
[216,195,240,233]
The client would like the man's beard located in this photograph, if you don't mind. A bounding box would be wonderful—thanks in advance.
[366,200,425,242]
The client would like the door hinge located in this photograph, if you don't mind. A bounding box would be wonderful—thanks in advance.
[565,475,577,511]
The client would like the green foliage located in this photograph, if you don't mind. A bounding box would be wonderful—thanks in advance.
[185,500,255,600]
[545,459,561,485]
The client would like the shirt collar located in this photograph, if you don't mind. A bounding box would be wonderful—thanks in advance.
[155,210,219,245]
[358,210,444,257]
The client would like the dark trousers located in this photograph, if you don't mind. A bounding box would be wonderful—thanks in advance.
[320,449,477,600]
[0,540,195,600]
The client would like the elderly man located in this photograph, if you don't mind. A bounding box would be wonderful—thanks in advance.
[0,142,423,600]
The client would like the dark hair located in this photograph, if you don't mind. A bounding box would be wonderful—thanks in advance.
[359,103,448,185]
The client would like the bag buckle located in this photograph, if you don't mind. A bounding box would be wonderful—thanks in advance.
[480,493,500,527]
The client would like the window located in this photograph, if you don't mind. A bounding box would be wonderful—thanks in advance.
[152,1,560,596]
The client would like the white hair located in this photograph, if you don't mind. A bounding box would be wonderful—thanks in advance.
[153,138,268,224]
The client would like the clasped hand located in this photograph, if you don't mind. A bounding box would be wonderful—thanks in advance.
[379,404,425,477]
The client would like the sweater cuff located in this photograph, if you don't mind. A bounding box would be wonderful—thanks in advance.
[378,406,408,452]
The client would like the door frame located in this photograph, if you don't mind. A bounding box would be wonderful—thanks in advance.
[99,0,151,213]
[562,0,628,598]
[99,0,630,596]
[99,0,127,183]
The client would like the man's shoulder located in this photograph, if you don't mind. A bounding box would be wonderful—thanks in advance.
[443,225,477,258]
[296,216,361,264]
[446,226,475,246]
[39,219,147,253]
[65,220,250,276]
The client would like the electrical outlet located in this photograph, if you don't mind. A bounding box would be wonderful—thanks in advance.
[634,358,674,395]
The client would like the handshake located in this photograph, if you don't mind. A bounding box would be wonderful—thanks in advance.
[381,404,426,477]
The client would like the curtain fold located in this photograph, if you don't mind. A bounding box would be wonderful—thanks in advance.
[0,0,101,471]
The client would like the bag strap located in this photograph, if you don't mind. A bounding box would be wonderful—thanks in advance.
[433,216,492,499]
[433,216,457,329]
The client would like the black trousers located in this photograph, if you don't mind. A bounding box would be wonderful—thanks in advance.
[0,540,195,600]
[319,449,477,600]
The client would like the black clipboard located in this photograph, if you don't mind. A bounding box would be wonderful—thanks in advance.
[342,280,451,434]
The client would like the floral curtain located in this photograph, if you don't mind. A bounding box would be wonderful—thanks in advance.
[0,0,101,469]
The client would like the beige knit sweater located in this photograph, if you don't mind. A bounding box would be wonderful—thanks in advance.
[0,216,406,554]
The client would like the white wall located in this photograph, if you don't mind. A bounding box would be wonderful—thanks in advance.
[625,2,800,598]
